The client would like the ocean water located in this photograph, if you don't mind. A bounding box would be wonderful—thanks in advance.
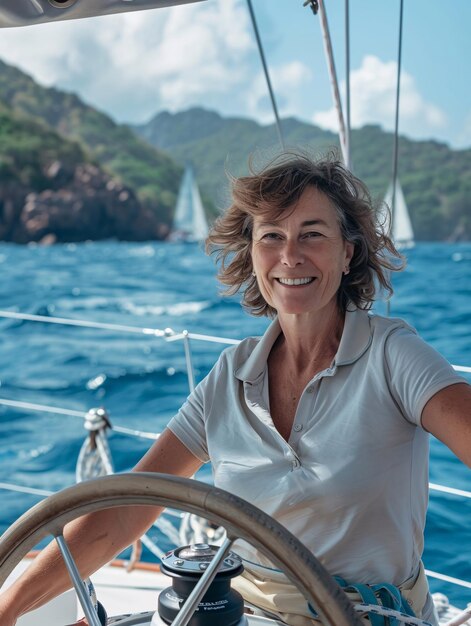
[0,241,470,608]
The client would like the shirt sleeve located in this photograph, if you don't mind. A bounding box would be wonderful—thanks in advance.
[384,326,467,427]
[167,351,229,463]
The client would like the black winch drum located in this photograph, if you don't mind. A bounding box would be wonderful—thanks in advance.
[154,543,245,625]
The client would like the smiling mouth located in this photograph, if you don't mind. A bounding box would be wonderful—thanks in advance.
[276,277,315,286]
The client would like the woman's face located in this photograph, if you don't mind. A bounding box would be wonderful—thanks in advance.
[251,185,354,319]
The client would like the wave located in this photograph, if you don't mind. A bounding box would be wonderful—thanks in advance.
[121,300,212,317]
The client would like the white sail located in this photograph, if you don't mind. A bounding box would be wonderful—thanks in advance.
[383,179,415,249]
[171,166,209,242]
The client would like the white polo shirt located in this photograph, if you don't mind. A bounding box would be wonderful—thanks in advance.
[168,307,464,587]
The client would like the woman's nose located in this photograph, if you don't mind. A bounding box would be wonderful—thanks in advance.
[281,239,304,267]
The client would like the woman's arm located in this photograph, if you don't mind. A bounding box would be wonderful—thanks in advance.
[421,382,471,467]
[0,429,202,625]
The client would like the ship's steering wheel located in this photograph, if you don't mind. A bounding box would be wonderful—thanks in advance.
[0,473,362,626]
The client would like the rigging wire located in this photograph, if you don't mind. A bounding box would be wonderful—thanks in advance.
[246,0,285,150]
[344,0,351,170]
[391,0,405,229]
[0,398,160,440]
[0,310,239,345]
[386,0,405,318]
[304,0,348,165]
[0,310,468,369]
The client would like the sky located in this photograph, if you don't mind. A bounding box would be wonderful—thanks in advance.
[0,0,469,149]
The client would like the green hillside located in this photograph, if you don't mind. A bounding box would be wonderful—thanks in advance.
[0,102,87,188]
[134,107,471,241]
[0,59,182,224]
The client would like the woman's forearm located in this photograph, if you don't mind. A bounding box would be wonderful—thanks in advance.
[1,429,202,621]
[3,503,161,618]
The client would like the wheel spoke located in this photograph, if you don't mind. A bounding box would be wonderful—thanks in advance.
[171,536,235,626]
[55,534,102,626]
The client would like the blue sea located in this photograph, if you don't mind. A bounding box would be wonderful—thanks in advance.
[0,241,470,608]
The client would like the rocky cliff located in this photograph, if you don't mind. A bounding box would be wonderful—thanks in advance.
[0,160,167,244]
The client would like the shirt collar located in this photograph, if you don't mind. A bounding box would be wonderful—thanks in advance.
[334,307,372,366]
[234,307,372,383]
[234,318,281,383]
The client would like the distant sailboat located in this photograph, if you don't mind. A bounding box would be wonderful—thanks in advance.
[383,179,415,249]
[169,165,209,242]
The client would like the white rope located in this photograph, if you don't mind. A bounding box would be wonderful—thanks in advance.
[76,432,114,483]
[179,513,226,547]
[75,412,169,566]
[152,516,181,547]
[443,606,471,626]
[74,416,114,621]
[353,602,432,626]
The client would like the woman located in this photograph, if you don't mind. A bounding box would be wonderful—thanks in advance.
[1,154,470,626]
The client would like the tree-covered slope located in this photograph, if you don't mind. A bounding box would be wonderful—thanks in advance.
[0,59,182,224]
[0,101,168,243]
[0,101,87,188]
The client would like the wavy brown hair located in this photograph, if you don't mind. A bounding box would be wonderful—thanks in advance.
[206,152,404,317]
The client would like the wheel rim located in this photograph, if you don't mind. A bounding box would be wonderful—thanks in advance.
[0,473,362,626]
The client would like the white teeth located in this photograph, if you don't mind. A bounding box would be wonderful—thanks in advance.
[277,277,313,286]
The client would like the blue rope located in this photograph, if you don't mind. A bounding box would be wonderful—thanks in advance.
[308,576,417,626]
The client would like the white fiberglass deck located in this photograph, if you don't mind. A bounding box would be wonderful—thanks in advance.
[4,555,470,626]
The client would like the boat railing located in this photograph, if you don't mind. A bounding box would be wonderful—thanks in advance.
[1,309,470,383]
[1,393,471,595]
[0,309,470,595]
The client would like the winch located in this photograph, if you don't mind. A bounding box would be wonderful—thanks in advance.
[152,543,245,625]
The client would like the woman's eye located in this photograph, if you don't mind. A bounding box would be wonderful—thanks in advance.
[261,232,282,240]
[303,231,322,239]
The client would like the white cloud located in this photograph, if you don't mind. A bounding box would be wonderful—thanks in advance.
[247,61,312,123]
[0,0,255,123]
[313,55,447,139]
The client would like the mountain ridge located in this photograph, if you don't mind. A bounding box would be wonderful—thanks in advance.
[0,54,469,242]
[133,107,471,241]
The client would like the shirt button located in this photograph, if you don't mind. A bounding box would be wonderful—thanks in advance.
[306,387,314,393]
[293,424,303,432]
